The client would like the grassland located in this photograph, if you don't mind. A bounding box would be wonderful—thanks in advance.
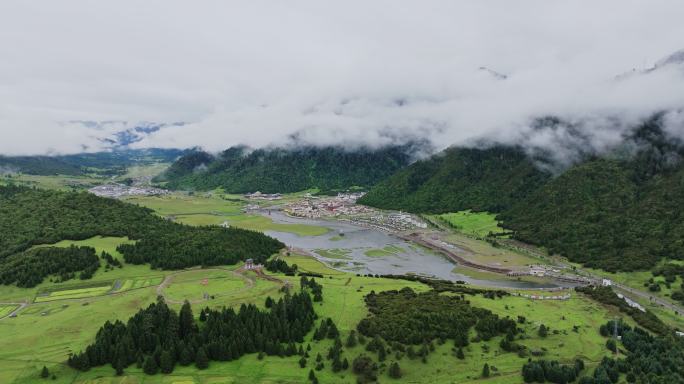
[0,248,623,384]
[434,210,506,237]
[125,194,329,236]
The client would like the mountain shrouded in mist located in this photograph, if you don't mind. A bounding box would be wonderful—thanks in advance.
[157,144,421,193]
[360,117,684,272]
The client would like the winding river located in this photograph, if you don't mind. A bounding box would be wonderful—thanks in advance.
[262,210,572,289]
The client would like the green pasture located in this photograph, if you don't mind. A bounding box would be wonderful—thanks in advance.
[1,252,621,384]
[124,194,243,216]
[0,174,105,191]
[223,214,329,236]
[162,270,249,302]
[434,210,506,238]
[35,285,113,303]
[117,277,164,292]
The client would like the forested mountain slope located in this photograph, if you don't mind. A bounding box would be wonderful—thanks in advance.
[157,145,415,193]
[357,146,550,213]
[0,186,283,285]
[501,124,684,271]
[361,120,684,272]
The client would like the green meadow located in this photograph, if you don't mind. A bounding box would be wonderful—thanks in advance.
[435,210,507,238]
[0,247,623,384]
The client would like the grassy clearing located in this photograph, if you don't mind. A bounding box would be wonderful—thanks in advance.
[124,194,244,216]
[163,270,249,302]
[435,210,506,238]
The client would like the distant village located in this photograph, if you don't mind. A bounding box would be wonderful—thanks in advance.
[89,183,169,198]
[283,192,428,231]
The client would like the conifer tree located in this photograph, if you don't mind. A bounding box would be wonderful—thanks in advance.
[195,347,209,370]
[482,363,490,378]
[389,361,402,378]
[143,356,158,375]
[40,366,49,378]
[160,350,174,374]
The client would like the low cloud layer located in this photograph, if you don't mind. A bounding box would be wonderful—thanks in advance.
[1,1,683,156]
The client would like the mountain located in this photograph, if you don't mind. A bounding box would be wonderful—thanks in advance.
[361,117,684,272]
[357,146,550,213]
[157,144,419,193]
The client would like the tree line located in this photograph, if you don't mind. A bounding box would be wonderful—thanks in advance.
[68,291,315,375]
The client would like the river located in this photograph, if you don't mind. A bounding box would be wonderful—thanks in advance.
[262,210,571,289]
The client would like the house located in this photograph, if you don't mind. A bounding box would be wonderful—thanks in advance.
[244,259,255,269]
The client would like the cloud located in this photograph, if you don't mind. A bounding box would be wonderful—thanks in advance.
[0,0,683,156]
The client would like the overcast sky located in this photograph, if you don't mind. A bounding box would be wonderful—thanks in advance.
[1,1,683,155]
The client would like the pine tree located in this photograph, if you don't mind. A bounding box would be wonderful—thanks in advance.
[143,356,158,375]
[342,357,349,370]
[179,301,194,338]
[308,369,316,381]
[389,361,402,379]
[114,355,125,376]
[160,350,174,374]
[482,363,490,378]
[299,357,307,368]
[538,324,548,338]
[195,347,209,369]
[456,348,465,360]
[346,330,358,348]
[378,345,387,362]
[40,366,49,378]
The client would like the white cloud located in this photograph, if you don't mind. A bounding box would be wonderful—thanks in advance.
[0,0,683,155]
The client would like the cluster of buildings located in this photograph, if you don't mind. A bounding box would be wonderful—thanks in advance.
[284,193,372,218]
[244,191,282,200]
[350,212,428,231]
[89,183,169,198]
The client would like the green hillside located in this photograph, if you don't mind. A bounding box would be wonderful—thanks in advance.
[361,120,684,272]
[157,145,415,193]
[357,146,550,213]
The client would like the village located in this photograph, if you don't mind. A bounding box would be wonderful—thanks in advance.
[282,192,429,231]
[88,183,169,198]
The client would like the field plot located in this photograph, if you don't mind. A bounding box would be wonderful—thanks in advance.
[0,304,18,318]
[314,248,352,259]
[35,284,113,302]
[223,214,329,236]
[116,276,164,292]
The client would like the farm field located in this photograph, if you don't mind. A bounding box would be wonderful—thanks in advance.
[0,304,18,318]
[314,248,352,259]
[35,285,113,302]
[0,174,105,191]
[116,277,164,292]
[162,269,250,303]
[433,210,507,238]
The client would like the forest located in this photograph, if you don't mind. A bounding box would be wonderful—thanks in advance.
[0,186,283,282]
[0,245,100,287]
[357,288,516,347]
[157,145,417,193]
[577,320,684,384]
[68,292,316,374]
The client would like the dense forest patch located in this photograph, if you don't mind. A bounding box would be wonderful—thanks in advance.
[157,145,416,193]
[357,287,516,346]
[68,292,315,374]
[0,186,283,284]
